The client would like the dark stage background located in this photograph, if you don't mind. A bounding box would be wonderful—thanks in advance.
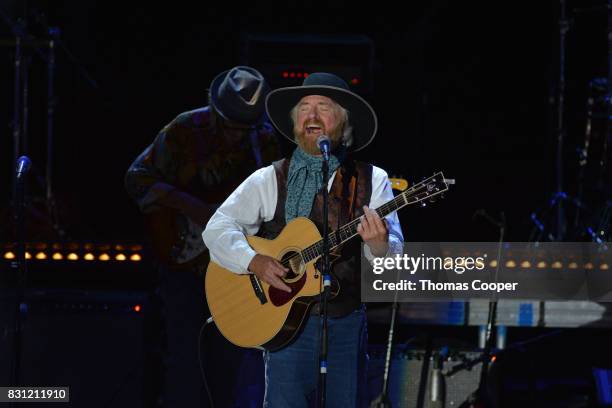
[3,0,605,242]
[1,1,612,407]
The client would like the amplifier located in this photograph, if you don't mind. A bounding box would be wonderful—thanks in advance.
[368,345,487,408]
[0,289,159,408]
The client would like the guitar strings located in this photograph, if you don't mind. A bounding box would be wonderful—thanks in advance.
[279,175,442,270]
[283,176,441,268]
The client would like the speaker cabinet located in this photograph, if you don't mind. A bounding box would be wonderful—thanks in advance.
[0,289,159,408]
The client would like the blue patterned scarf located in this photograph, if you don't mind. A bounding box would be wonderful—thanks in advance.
[285,147,341,223]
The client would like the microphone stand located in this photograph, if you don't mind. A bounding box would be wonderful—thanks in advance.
[318,151,331,408]
[554,0,569,241]
[9,158,31,406]
[370,251,403,408]
[1,5,98,239]
[456,211,505,408]
[1,10,25,205]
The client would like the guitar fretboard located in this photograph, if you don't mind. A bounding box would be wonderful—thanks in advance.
[299,172,446,263]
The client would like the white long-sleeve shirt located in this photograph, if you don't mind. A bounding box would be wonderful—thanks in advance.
[202,163,404,274]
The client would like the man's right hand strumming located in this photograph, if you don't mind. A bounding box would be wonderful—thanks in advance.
[248,254,292,293]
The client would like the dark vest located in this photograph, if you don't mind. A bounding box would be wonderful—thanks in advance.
[257,157,373,317]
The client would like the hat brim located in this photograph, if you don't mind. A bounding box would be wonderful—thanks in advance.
[265,85,377,152]
[209,70,230,120]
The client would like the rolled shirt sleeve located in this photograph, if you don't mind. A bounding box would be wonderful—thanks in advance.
[363,166,404,260]
[202,166,278,274]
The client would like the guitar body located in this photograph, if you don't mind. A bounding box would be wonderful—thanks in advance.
[145,207,210,269]
[145,207,181,264]
[205,217,334,350]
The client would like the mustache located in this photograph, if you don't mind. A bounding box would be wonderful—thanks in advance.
[303,120,325,129]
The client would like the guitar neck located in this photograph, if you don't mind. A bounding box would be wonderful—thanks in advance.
[300,172,446,263]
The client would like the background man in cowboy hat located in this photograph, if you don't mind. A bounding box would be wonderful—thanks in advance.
[203,72,404,407]
[125,66,281,407]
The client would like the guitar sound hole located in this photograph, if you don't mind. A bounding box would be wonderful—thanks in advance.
[280,250,305,282]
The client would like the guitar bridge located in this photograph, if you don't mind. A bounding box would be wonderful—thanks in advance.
[249,275,268,305]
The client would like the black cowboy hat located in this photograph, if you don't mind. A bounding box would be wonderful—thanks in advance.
[265,72,377,151]
[210,66,270,125]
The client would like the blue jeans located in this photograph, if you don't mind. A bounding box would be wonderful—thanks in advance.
[263,308,368,408]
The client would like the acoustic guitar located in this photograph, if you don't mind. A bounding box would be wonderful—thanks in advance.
[205,172,448,350]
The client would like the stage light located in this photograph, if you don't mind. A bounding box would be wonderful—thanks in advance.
[505,260,516,268]
[585,262,594,270]
[601,263,609,270]
[133,305,141,312]
[537,261,547,269]
[568,262,578,269]
[520,261,531,268]
[350,78,360,85]
[282,72,288,78]
[489,260,497,268]
[3,243,146,264]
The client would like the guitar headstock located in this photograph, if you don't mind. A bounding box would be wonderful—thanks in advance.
[389,177,409,192]
[405,172,449,205]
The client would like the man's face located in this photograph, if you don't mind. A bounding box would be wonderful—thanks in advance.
[293,95,344,156]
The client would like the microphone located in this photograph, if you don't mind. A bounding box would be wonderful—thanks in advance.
[430,347,448,407]
[317,135,330,160]
[15,156,31,179]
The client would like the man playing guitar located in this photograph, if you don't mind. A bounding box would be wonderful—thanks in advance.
[125,66,281,407]
[203,72,404,407]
